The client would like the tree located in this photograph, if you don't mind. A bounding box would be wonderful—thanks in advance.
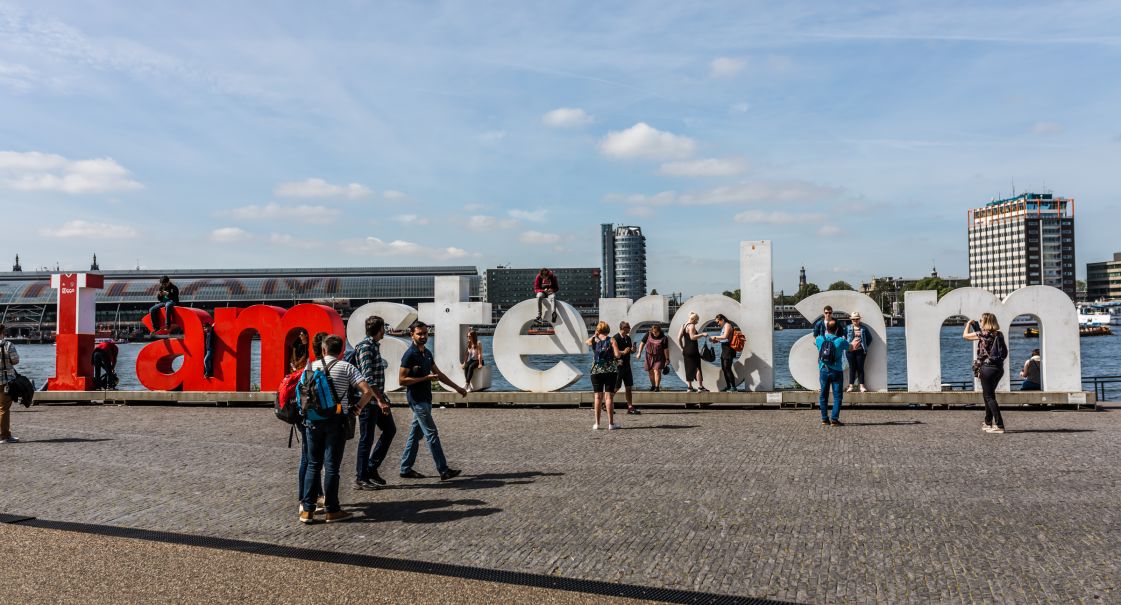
[722,289,741,302]
[904,276,953,299]
[650,288,659,296]
[827,280,855,291]
[795,282,821,302]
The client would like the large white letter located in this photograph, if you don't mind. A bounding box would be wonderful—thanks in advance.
[598,295,670,334]
[789,291,888,391]
[904,286,1080,392]
[492,299,588,392]
[418,276,493,389]
[346,302,417,392]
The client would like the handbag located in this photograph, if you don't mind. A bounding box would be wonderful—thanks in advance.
[1,342,33,407]
[344,410,357,440]
[700,342,716,362]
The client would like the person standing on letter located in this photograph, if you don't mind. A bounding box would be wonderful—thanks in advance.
[398,321,467,481]
[845,312,870,393]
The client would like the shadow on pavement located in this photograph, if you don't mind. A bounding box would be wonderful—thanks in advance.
[389,471,564,492]
[843,421,925,427]
[624,424,701,430]
[1007,428,1094,434]
[353,498,502,524]
[29,437,114,443]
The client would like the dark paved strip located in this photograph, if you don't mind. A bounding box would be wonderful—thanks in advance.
[2,515,792,605]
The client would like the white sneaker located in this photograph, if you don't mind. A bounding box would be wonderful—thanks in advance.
[859,385,868,393]
[0,436,18,444]
[982,424,993,432]
[988,427,1005,434]
[845,385,854,392]
[608,423,620,430]
[591,423,600,430]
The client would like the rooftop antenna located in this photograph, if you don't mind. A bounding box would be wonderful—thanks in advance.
[1011,177,1015,196]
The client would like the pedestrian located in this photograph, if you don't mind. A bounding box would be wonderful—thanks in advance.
[612,321,639,415]
[678,312,708,392]
[964,313,1008,433]
[300,335,374,524]
[461,328,484,392]
[91,339,119,389]
[354,316,396,490]
[638,323,669,392]
[1020,348,1042,391]
[0,323,20,444]
[845,312,870,393]
[709,314,739,392]
[290,328,309,373]
[398,321,467,481]
[585,321,621,430]
[534,268,560,324]
[202,322,215,378]
[812,305,834,337]
[298,332,329,514]
[816,320,850,426]
[148,275,180,335]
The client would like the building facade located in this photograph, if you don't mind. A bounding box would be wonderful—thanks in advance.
[484,267,601,321]
[967,193,1076,299]
[600,224,647,299]
[1087,253,1121,301]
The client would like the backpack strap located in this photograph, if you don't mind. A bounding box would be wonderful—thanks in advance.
[323,358,342,403]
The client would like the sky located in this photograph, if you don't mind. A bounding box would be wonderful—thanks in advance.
[1,1,1119,296]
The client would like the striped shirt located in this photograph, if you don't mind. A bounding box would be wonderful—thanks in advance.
[0,341,20,385]
[307,356,364,411]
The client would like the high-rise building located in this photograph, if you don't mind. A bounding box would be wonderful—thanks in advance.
[967,193,1076,299]
[483,267,601,321]
[601,224,647,299]
[1087,253,1121,301]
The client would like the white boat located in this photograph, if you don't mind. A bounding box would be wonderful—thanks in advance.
[1010,314,1037,327]
[1077,306,1112,327]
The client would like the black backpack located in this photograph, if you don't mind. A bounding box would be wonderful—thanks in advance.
[818,336,837,365]
[1,342,34,407]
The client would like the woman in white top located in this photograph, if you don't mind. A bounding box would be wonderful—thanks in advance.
[461,328,484,392]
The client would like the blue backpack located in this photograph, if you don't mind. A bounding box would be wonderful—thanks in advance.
[297,359,341,422]
[818,336,838,365]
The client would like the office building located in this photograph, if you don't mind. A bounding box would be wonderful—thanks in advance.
[1088,253,1121,301]
[967,193,1076,299]
[600,224,647,299]
[483,267,601,321]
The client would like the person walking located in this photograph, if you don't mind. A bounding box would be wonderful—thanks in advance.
[92,339,119,389]
[534,268,560,323]
[709,314,739,392]
[678,312,708,392]
[816,320,850,426]
[300,335,374,524]
[964,313,1008,433]
[612,322,639,415]
[585,321,621,430]
[353,316,396,490]
[638,323,669,392]
[812,305,834,337]
[0,324,20,444]
[461,328,484,392]
[845,312,870,392]
[1019,348,1042,391]
[148,275,180,335]
[398,321,468,481]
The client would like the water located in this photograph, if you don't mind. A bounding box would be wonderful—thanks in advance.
[15,327,1121,399]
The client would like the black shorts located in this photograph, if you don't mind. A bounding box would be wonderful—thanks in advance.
[590,372,618,393]
[615,364,633,388]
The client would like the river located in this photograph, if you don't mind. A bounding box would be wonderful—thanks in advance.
[12,327,1121,399]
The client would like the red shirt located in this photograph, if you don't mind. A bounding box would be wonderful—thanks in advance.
[94,341,118,367]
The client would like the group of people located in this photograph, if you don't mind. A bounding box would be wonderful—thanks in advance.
[295,317,469,524]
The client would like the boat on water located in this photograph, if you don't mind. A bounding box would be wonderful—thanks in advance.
[1024,325,1114,337]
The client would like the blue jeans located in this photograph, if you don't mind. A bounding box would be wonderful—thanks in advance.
[818,367,844,421]
[356,403,396,481]
[149,300,175,329]
[301,418,346,513]
[399,398,449,475]
[1020,380,1041,391]
[297,423,309,503]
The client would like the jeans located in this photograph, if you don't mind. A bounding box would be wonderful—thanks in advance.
[399,398,449,475]
[979,364,1005,428]
[297,423,309,503]
[720,347,737,390]
[818,367,844,421]
[846,349,867,386]
[203,350,213,378]
[148,300,175,330]
[536,292,555,318]
[464,360,480,386]
[1020,380,1041,391]
[92,350,114,388]
[301,418,346,513]
[355,404,396,481]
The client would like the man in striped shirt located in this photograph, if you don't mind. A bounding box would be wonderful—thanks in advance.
[353,316,396,490]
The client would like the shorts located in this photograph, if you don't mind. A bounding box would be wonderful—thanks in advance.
[615,364,633,389]
[590,372,618,393]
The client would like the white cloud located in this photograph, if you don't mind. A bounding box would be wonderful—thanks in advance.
[518,230,562,245]
[0,151,142,194]
[347,236,471,260]
[599,123,696,160]
[542,107,594,128]
[710,57,746,78]
[508,208,547,222]
[269,233,321,249]
[39,220,138,239]
[818,225,842,236]
[382,190,407,200]
[463,202,490,212]
[604,191,677,206]
[729,102,750,114]
[606,181,839,207]
[1031,121,1063,135]
[733,210,826,224]
[626,206,656,218]
[224,202,340,224]
[659,157,749,177]
[393,214,429,226]
[210,227,251,243]
[274,178,372,199]
[467,215,519,231]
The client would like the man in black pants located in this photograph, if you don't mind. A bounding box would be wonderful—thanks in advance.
[710,314,739,392]
[149,275,180,335]
[353,316,396,489]
[612,321,639,415]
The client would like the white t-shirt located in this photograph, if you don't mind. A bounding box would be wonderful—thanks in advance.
[308,356,364,403]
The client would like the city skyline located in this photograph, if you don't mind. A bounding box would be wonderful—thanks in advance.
[1,2,1119,295]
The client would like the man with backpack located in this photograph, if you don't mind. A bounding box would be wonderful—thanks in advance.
[353,316,396,490]
[398,320,467,481]
[299,334,374,524]
[0,323,20,444]
[815,319,851,427]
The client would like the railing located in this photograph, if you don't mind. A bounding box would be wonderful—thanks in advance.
[1083,375,1121,402]
[879,376,1121,402]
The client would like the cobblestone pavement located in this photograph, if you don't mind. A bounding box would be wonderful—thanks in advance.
[2,404,1118,604]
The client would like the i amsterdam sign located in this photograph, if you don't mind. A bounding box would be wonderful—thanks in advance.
[46,241,1082,394]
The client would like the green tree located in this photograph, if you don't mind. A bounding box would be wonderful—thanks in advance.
[650,288,659,296]
[795,282,821,302]
[904,276,953,299]
[827,280,855,291]
[722,288,741,302]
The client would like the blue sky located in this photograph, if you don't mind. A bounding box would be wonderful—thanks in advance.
[1,1,1119,295]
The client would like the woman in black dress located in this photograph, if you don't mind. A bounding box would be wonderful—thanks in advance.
[677,312,707,392]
